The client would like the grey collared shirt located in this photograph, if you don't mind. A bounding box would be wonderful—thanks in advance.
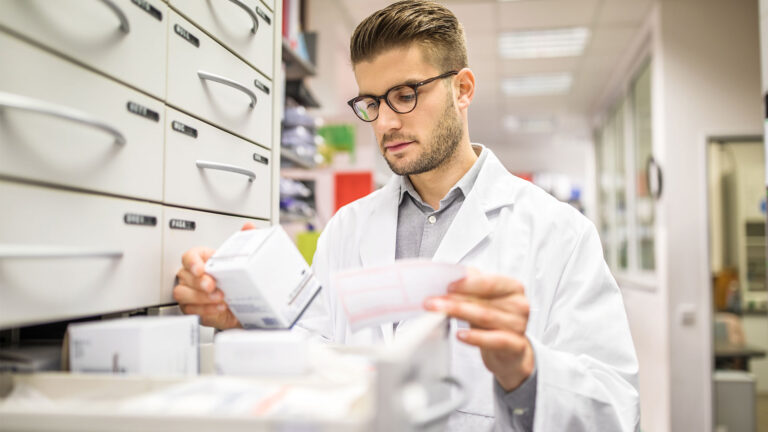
[393,146,536,431]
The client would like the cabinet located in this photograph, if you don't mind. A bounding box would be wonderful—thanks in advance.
[0,0,282,326]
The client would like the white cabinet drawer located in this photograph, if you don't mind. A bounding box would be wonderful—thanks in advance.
[164,107,272,218]
[168,0,274,79]
[167,10,273,148]
[0,181,163,329]
[161,206,269,302]
[0,32,164,202]
[0,0,168,99]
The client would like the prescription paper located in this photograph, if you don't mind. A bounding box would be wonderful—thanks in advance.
[332,260,466,331]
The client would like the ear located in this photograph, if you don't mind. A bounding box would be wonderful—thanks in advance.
[454,68,475,111]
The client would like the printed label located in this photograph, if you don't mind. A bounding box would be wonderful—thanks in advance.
[126,101,159,122]
[169,219,196,231]
[172,121,198,138]
[255,7,271,25]
[131,0,162,21]
[124,213,157,226]
[253,154,269,165]
[253,79,270,95]
[174,24,199,47]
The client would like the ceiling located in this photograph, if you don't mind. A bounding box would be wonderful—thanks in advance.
[337,0,654,150]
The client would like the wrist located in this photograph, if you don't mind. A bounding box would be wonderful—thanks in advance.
[496,339,535,391]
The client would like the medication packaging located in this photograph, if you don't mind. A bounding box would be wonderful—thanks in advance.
[204,226,322,329]
[68,315,199,376]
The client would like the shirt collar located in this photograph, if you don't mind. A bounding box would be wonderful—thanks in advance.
[397,144,488,207]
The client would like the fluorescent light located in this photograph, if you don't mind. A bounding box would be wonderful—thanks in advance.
[499,27,590,59]
[502,73,572,96]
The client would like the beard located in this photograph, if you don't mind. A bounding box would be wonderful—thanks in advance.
[382,97,463,176]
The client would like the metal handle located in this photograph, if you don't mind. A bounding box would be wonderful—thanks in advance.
[0,92,126,145]
[98,0,130,33]
[646,156,663,200]
[196,160,256,182]
[406,377,467,428]
[197,71,257,108]
[0,245,124,259]
[225,0,259,34]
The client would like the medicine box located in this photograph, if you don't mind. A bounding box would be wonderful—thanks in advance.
[204,226,322,329]
[68,315,199,376]
[214,329,309,375]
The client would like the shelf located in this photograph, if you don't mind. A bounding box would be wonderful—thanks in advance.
[282,38,316,80]
[280,147,317,169]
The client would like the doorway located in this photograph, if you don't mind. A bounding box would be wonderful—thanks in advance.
[707,136,768,432]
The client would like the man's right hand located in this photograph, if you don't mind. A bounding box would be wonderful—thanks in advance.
[172,223,256,329]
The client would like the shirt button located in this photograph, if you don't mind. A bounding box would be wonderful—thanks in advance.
[428,215,437,224]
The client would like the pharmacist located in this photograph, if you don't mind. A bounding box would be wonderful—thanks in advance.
[173,1,640,430]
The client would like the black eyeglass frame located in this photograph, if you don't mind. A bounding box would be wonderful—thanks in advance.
[346,70,459,122]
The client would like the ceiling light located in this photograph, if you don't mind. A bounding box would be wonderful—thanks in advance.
[502,73,572,96]
[499,27,590,59]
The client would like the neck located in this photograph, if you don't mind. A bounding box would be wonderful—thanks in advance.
[408,142,478,210]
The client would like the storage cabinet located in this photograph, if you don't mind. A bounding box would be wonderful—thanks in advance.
[0,0,281,328]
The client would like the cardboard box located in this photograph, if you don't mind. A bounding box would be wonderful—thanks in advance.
[205,226,322,329]
[68,315,199,376]
[214,329,309,375]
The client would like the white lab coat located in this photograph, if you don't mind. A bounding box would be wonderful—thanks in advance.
[300,148,640,431]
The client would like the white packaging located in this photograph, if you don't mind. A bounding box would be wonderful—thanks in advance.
[204,226,322,329]
[68,315,199,376]
[214,329,309,375]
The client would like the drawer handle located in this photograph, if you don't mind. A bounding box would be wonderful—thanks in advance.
[0,245,124,259]
[226,0,259,34]
[98,0,131,33]
[0,92,127,146]
[197,71,258,108]
[196,160,256,182]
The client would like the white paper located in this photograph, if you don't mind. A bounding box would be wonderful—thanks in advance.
[332,260,466,331]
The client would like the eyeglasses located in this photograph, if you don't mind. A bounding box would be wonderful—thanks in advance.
[347,71,458,122]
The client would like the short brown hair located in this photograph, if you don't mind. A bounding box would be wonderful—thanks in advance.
[350,0,468,72]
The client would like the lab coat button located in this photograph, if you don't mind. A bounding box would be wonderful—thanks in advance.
[428,215,437,224]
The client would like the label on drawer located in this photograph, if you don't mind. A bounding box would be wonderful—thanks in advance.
[131,0,163,21]
[172,121,198,138]
[174,24,200,48]
[127,101,160,122]
[253,154,269,165]
[253,79,270,95]
[124,213,158,226]
[169,219,197,231]
[255,7,271,25]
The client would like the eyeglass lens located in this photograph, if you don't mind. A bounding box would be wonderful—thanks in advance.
[353,85,417,121]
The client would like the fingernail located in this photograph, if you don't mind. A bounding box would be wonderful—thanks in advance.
[424,298,447,311]
[209,292,220,301]
[192,265,203,276]
[457,330,469,341]
[217,304,227,311]
[200,279,210,291]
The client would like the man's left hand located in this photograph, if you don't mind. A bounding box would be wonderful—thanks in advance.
[424,269,535,391]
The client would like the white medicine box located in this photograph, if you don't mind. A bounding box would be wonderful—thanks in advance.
[204,226,322,329]
[68,315,199,376]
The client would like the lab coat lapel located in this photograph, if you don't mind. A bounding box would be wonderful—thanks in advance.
[358,175,399,269]
[432,149,518,264]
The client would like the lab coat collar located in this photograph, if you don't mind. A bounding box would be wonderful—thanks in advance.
[358,145,520,268]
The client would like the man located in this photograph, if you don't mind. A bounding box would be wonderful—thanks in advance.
[173,1,640,430]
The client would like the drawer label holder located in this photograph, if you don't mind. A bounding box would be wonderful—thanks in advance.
[253,79,270,95]
[174,24,200,48]
[169,219,196,231]
[253,154,269,165]
[255,7,271,25]
[172,120,198,138]
[131,0,163,21]
[127,101,160,122]
[124,213,157,226]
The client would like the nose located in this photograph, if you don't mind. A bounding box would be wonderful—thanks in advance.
[373,99,402,134]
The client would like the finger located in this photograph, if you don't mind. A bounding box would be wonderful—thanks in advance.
[448,272,524,298]
[424,298,527,333]
[176,268,217,293]
[173,284,225,305]
[241,222,257,231]
[456,328,528,353]
[443,292,530,317]
[181,247,216,277]
[180,303,229,317]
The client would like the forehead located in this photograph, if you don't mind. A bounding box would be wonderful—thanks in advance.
[353,45,440,94]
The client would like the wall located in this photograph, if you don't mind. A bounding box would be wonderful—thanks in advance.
[655,0,763,430]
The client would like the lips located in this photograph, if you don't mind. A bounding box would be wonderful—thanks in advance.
[385,141,414,152]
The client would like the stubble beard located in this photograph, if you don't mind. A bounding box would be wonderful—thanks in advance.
[383,98,463,176]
